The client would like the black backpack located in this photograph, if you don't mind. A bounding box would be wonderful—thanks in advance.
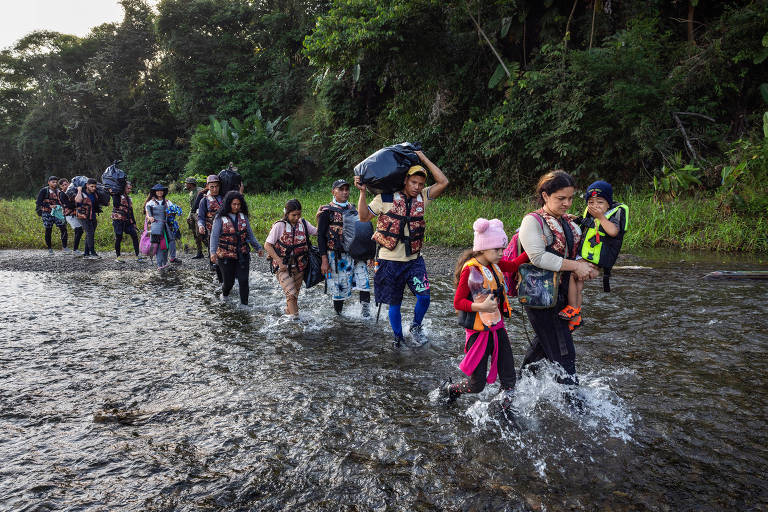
[218,167,242,196]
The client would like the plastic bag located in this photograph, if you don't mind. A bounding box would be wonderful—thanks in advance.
[96,184,110,207]
[353,142,422,195]
[468,266,501,327]
[101,162,126,193]
[65,176,88,198]
[516,264,560,309]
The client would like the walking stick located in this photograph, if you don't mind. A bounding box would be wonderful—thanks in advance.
[375,303,382,324]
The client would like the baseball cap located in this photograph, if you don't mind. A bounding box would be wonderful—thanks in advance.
[332,179,350,189]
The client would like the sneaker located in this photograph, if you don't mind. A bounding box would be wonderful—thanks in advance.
[48,248,54,255]
[84,255,98,260]
[192,253,204,259]
[361,301,370,318]
[92,253,102,259]
[488,389,520,424]
[170,258,182,265]
[558,305,580,320]
[392,334,405,350]
[438,378,459,405]
[136,255,148,262]
[409,324,428,346]
[62,247,72,253]
[115,256,125,264]
[72,249,82,256]
[568,314,583,332]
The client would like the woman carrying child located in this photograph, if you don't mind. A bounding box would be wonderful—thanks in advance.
[264,199,318,317]
[144,184,181,270]
[517,170,597,384]
[439,218,529,414]
[209,191,264,306]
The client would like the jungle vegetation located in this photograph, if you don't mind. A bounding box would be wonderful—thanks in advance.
[1,0,767,219]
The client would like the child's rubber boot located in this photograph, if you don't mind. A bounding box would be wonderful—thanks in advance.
[558,305,580,320]
[568,314,583,332]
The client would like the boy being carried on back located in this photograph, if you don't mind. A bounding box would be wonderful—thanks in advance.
[559,180,628,331]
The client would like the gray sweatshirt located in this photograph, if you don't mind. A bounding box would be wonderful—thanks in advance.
[145,199,172,235]
[518,213,582,271]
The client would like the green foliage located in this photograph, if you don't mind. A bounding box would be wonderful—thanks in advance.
[716,115,768,216]
[653,158,702,201]
[185,114,306,191]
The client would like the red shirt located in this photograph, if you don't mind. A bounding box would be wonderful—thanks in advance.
[453,252,529,313]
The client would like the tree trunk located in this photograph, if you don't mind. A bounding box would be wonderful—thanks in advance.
[589,0,598,50]
[564,0,579,50]
[687,1,696,45]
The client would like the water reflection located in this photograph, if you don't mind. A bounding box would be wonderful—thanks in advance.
[0,249,766,511]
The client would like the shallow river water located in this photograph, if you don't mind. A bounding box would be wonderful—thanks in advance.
[1,249,767,511]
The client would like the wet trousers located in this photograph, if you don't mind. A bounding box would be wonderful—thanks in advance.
[521,307,577,384]
[219,255,250,305]
[81,219,97,256]
[450,326,516,396]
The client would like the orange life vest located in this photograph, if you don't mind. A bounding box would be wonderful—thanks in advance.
[456,258,511,331]
[111,194,133,222]
[76,194,94,220]
[216,213,249,260]
[372,192,425,256]
[41,188,60,213]
[318,203,356,252]
[271,219,309,273]
[204,194,223,232]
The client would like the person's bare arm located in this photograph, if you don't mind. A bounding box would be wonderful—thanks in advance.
[264,242,287,271]
[354,176,373,222]
[416,151,449,199]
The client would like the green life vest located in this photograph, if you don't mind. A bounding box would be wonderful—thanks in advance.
[580,203,629,268]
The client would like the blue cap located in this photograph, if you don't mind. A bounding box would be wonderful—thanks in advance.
[151,183,168,192]
[584,180,613,204]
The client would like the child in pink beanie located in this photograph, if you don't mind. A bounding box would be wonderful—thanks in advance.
[438,218,528,416]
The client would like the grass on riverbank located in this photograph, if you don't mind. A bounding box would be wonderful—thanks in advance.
[0,188,765,253]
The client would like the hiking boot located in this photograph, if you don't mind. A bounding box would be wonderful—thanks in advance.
[361,301,370,318]
[438,378,459,405]
[136,255,148,263]
[84,255,98,260]
[115,256,125,264]
[568,314,583,332]
[558,305,580,320]
[192,252,204,259]
[92,252,102,259]
[170,258,182,265]
[392,334,405,350]
[409,324,428,346]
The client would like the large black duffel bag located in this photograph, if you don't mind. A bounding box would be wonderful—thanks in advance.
[353,142,422,195]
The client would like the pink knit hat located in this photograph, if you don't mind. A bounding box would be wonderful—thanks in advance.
[473,218,508,251]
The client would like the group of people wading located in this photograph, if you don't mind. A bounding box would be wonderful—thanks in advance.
[35,156,627,418]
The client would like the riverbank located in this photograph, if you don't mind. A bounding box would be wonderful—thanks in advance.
[1,189,766,253]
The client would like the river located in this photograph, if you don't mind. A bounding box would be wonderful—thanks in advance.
[0,249,766,511]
